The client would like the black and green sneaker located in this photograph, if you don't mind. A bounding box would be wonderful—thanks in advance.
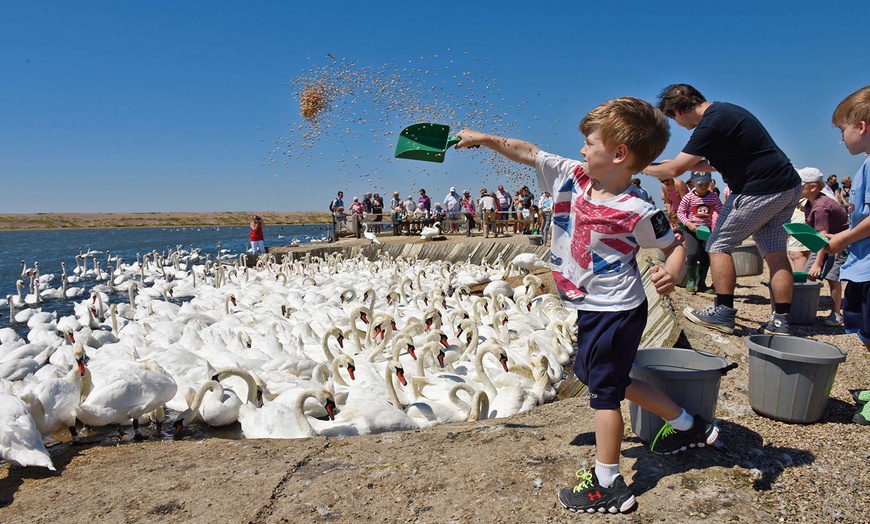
[650,414,719,455]
[854,402,870,426]
[851,389,870,406]
[558,468,637,514]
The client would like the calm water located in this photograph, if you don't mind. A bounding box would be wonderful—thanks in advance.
[0,224,331,335]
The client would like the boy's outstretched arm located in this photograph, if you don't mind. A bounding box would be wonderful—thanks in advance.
[826,213,870,255]
[455,129,540,167]
[650,239,686,295]
[643,152,711,180]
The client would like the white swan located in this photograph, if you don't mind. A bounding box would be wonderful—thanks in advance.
[19,343,92,443]
[328,359,420,435]
[0,393,55,470]
[171,381,236,437]
[404,380,489,427]
[76,359,178,441]
[237,388,334,439]
[420,222,442,241]
[361,222,381,245]
[510,253,549,274]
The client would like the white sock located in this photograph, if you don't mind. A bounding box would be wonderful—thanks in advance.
[595,460,620,487]
[667,408,695,431]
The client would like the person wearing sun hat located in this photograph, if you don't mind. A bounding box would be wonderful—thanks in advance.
[389,191,402,212]
[798,166,849,326]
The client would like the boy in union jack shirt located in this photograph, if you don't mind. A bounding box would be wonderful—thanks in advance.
[456,97,719,514]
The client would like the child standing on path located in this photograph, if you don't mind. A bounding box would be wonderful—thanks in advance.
[677,172,723,293]
[797,167,848,326]
[825,85,870,424]
[456,97,720,514]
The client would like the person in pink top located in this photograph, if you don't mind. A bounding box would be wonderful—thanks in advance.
[677,172,723,293]
[660,177,688,216]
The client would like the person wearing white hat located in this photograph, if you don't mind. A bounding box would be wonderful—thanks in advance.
[443,187,461,233]
[404,195,416,216]
[798,167,837,200]
[798,167,849,326]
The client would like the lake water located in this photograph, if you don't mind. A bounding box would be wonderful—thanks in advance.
[0,224,331,336]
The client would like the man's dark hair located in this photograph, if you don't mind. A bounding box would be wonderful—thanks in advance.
[657,84,706,118]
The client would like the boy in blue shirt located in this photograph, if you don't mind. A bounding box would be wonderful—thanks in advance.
[456,97,720,514]
[826,85,870,424]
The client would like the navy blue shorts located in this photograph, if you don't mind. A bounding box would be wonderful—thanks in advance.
[573,301,648,410]
[842,280,870,344]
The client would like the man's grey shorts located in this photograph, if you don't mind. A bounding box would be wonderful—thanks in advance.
[707,184,802,258]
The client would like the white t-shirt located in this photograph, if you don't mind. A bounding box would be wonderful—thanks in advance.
[479,196,497,212]
[535,151,676,311]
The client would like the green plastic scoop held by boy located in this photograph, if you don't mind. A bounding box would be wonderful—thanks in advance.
[394,123,476,163]
[783,222,829,252]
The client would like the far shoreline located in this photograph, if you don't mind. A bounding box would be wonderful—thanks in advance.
[0,211,333,231]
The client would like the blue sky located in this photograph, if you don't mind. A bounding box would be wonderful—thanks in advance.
[2,1,867,213]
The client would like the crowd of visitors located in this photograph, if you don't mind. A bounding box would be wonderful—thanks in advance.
[328,184,555,240]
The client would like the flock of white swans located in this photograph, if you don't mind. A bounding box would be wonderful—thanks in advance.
[0,246,574,472]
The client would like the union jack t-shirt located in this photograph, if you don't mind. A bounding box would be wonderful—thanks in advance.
[535,151,676,311]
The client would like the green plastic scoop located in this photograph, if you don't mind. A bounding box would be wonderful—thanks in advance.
[783,222,829,252]
[695,225,711,241]
[394,123,466,163]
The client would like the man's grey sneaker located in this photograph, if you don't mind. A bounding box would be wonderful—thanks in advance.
[851,390,870,406]
[758,312,791,335]
[854,402,870,426]
[683,305,737,334]
[558,468,637,514]
[650,414,719,455]
[824,311,843,326]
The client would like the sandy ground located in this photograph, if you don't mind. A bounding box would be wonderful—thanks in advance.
[0,212,331,230]
[1,232,868,523]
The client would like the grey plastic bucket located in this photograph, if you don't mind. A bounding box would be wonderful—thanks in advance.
[745,335,847,423]
[733,241,763,277]
[629,348,735,443]
[766,281,822,325]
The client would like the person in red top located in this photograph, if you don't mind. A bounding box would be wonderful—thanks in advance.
[249,215,265,254]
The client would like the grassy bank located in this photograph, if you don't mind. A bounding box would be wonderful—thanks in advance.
[0,211,332,230]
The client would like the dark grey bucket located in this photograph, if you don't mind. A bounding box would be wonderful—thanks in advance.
[629,348,735,443]
[745,334,847,423]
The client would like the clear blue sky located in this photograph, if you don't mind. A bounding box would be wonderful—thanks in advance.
[2,1,867,213]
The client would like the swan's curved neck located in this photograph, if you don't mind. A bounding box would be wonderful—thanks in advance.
[214,367,260,405]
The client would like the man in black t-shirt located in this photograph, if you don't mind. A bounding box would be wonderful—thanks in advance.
[643,84,801,336]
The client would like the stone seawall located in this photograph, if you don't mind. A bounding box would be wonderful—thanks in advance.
[268,238,550,266]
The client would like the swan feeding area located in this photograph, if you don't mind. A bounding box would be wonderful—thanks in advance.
[1,247,577,470]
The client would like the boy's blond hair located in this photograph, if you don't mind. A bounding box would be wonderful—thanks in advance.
[832,85,870,126]
[580,97,670,172]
